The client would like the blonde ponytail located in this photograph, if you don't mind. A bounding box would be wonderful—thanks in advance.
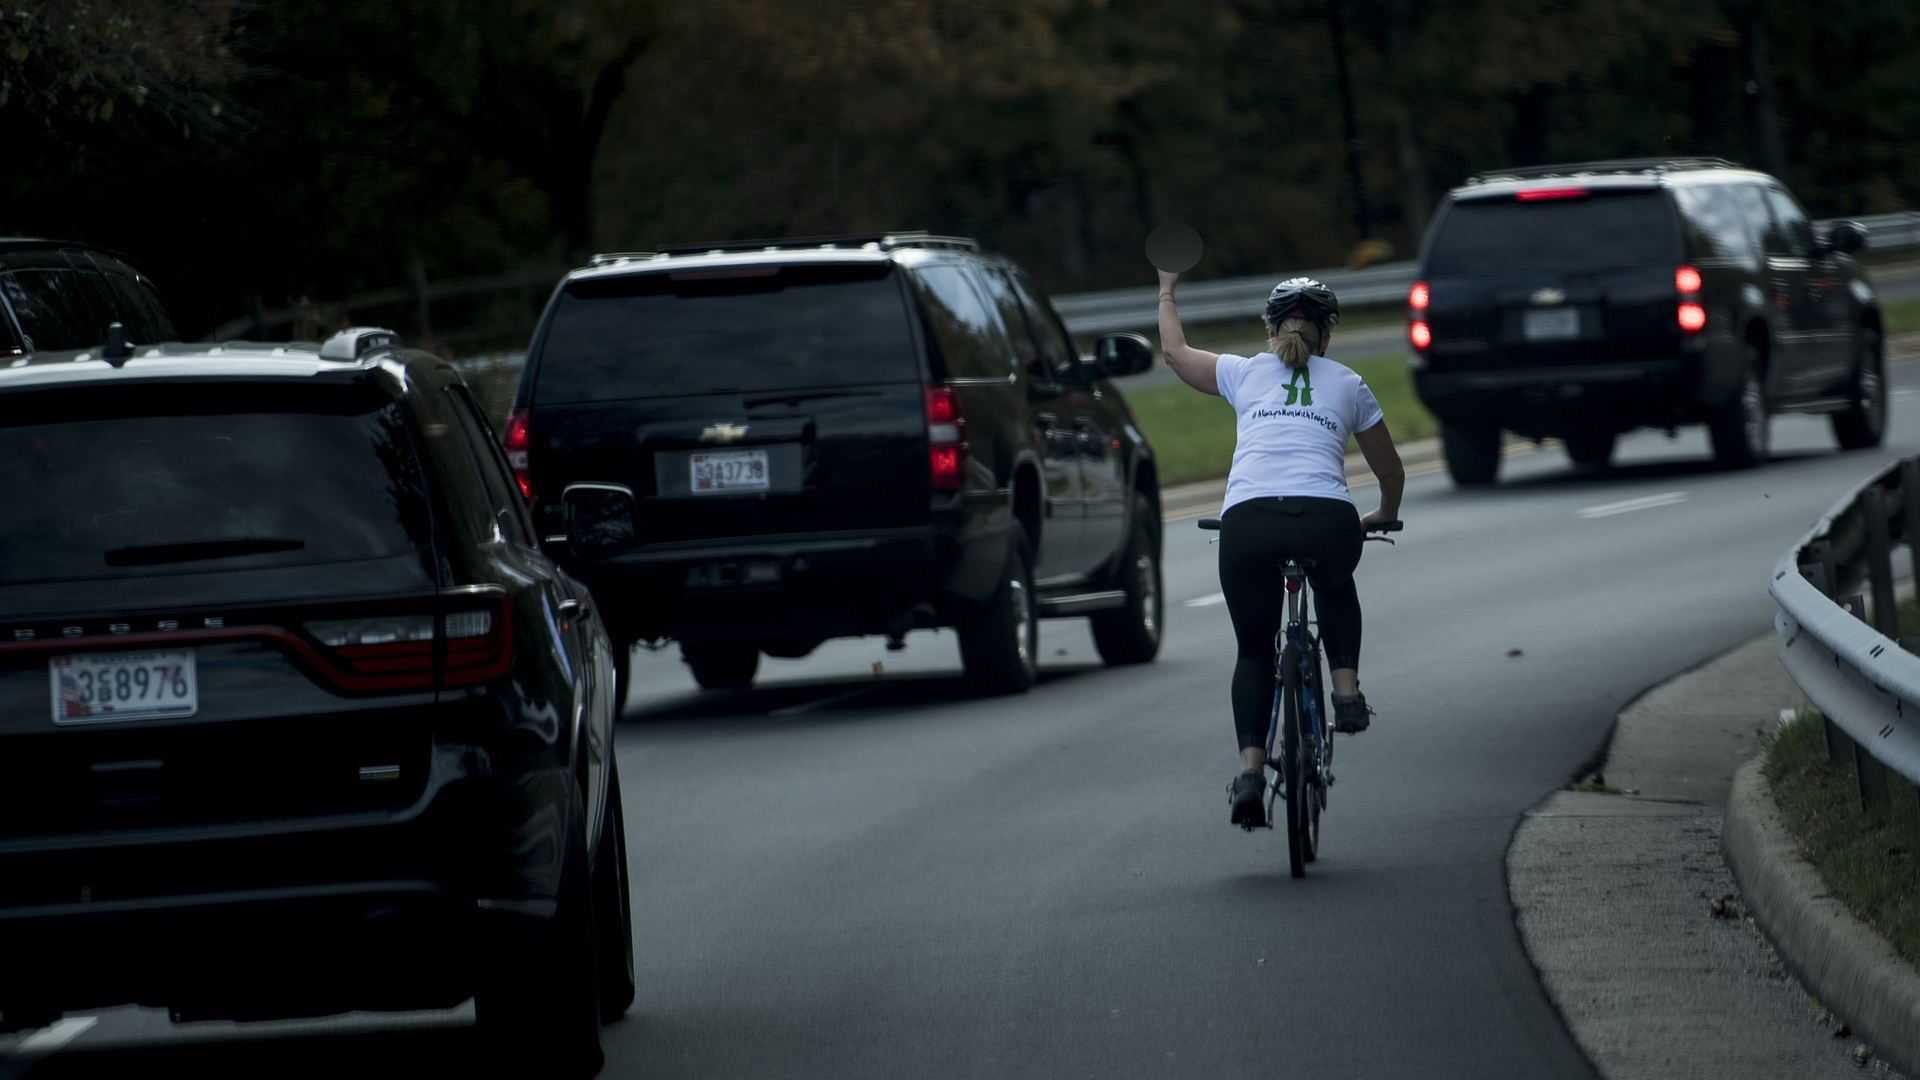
[1268,315,1321,370]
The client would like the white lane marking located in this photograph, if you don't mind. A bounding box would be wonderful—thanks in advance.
[1184,593,1226,607]
[1575,491,1688,519]
[4,1016,98,1061]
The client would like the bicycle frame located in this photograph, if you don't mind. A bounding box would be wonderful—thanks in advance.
[1265,563,1330,821]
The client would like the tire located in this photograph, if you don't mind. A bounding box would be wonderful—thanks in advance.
[958,523,1038,695]
[1563,430,1615,467]
[1091,498,1162,666]
[475,789,604,1077]
[682,641,758,690]
[1710,348,1769,469]
[1441,423,1500,486]
[593,761,635,1023]
[1833,328,1887,450]
[1279,644,1308,879]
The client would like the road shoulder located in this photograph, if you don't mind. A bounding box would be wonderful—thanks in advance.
[1507,634,1901,1078]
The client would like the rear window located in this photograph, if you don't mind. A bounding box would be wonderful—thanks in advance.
[533,263,918,403]
[3,270,99,352]
[1426,191,1680,276]
[0,384,432,584]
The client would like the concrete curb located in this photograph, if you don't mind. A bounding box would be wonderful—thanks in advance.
[1723,757,1920,1076]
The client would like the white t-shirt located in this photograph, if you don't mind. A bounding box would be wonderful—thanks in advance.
[1214,352,1385,511]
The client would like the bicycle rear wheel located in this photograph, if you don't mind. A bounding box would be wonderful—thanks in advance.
[1280,643,1309,878]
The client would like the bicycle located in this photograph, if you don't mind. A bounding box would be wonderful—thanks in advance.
[1198,516,1401,877]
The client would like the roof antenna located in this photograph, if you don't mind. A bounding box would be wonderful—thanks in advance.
[100,322,132,367]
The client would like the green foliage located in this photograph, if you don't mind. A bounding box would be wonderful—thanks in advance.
[1882,295,1920,338]
[1762,709,1920,965]
[1124,349,1435,487]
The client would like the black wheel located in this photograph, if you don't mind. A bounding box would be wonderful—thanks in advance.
[1279,644,1307,879]
[1091,498,1162,666]
[1441,423,1500,486]
[682,641,758,690]
[1833,328,1886,450]
[593,760,635,1022]
[1301,656,1325,863]
[1563,430,1615,467]
[1710,347,1769,469]
[959,523,1038,695]
[475,789,604,1077]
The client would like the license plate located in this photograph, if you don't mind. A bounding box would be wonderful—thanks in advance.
[690,450,768,494]
[50,649,198,724]
[1523,307,1580,342]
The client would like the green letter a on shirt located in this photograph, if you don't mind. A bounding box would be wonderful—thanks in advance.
[1283,367,1313,406]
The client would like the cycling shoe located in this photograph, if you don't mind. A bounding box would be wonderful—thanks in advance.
[1228,770,1267,830]
[1333,692,1373,733]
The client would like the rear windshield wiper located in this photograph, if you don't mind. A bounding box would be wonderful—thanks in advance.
[105,538,306,566]
[743,389,883,408]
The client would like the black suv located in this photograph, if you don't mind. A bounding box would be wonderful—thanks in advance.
[0,328,628,1075]
[510,232,1162,695]
[0,239,179,356]
[1409,158,1881,483]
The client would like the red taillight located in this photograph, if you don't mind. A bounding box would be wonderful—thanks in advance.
[926,383,968,490]
[1409,281,1429,311]
[1515,187,1588,201]
[1678,303,1707,333]
[300,590,512,691]
[1675,265,1702,294]
[503,408,532,500]
[1410,321,1432,350]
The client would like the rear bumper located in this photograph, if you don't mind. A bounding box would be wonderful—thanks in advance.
[0,767,575,1018]
[1414,357,1698,435]
[561,524,979,644]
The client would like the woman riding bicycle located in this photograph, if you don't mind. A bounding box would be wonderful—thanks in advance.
[1156,269,1406,829]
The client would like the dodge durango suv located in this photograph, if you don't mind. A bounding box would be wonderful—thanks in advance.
[510,232,1163,695]
[0,328,629,1075]
[1409,158,1881,483]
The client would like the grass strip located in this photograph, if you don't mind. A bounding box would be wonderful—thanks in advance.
[1762,708,1920,964]
[1124,351,1438,487]
[1883,294,1920,337]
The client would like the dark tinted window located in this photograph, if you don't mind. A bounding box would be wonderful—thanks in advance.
[95,261,165,343]
[1425,192,1680,276]
[1673,184,1758,265]
[4,270,98,351]
[1765,188,1814,257]
[138,280,179,340]
[534,263,917,403]
[0,384,431,584]
[978,266,1041,377]
[70,268,124,331]
[1009,270,1082,384]
[911,263,1012,379]
[446,385,532,544]
[1731,185,1788,258]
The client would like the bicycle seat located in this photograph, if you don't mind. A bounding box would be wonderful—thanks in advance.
[1280,558,1317,572]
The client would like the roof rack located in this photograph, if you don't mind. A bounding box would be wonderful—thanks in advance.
[1466,157,1743,185]
[650,231,978,257]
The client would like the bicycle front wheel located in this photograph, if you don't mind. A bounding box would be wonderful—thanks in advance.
[1280,643,1310,878]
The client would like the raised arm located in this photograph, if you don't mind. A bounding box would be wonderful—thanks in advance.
[1157,270,1221,395]
[1353,421,1405,527]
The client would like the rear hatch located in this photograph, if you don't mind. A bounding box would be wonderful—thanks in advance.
[1420,185,1683,371]
[526,262,930,544]
[0,379,444,838]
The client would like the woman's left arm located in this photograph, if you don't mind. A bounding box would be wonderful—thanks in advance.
[1354,422,1405,526]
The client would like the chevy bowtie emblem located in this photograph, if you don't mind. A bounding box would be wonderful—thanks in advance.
[1530,288,1567,306]
[700,423,750,444]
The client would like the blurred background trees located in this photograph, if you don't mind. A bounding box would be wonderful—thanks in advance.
[2,0,1916,340]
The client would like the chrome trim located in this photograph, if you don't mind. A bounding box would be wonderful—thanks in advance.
[949,374,1018,386]
[1038,590,1127,616]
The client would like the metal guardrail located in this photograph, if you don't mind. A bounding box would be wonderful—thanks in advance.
[1772,456,1920,809]
[1056,214,1920,336]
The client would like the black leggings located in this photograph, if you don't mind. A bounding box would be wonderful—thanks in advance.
[1218,497,1364,752]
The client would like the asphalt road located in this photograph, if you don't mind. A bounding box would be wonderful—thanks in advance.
[13,364,1920,1079]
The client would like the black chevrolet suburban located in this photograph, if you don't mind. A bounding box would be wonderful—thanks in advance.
[510,233,1162,695]
[1409,158,1882,483]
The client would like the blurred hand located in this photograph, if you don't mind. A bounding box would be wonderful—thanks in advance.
[1157,269,1179,294]
[1359,508,1394,529]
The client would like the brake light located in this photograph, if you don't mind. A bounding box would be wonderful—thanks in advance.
[1675,265,1702,294]
[299,592,512,691]
[1678,303,1707,333]
[503,408,532,500]
[926,383,968,490]
[1410,321,1432,350]
[1409,281,1429,311]
[1515,187,1589,202]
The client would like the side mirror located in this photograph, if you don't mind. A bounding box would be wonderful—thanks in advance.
[1825,220,1866,254]
[1089,332,1154,378]
[562,483,637,557]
